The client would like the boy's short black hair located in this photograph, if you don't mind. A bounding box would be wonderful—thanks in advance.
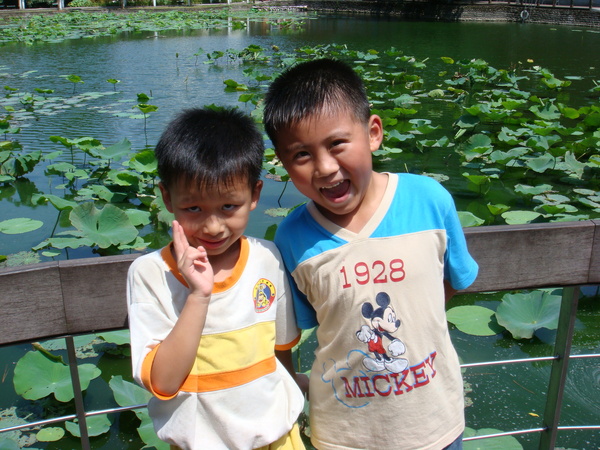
[155,107,264,191]
[263,58,371,147]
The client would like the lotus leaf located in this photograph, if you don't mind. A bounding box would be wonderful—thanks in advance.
[137,411,169,449]
[125,209,152,227]
[495,290,562,339]
[129,149,157,174]
[99,330,130,346]
[33,236,93,251]
[92,137,131,161]
[0,438,19,450]
[109,376,168,448]
[529,102,561,120]
[457,211,485,228]
[69,202,138,249]
[110,375,151,409]
[65,414,110,438]
[525,154,555,173]
[0,218,43,234]
[447,305,503,336]
[37,427,65,442]
[514,184,553,196]
[454,114,479,129]
[463,427,522,449]
[501,210,542,225]
[13,350,101,402]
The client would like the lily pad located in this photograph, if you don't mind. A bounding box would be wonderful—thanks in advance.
[69,202,138,249]
[37,427,65,442]
[457,211,485,228]
[501,210,542,225]
[0,218,43,234]
[110,375,151,409]
[13,350,101,402]
[447,305,503,336]
[495,290,562,339]
[65,414,111,438]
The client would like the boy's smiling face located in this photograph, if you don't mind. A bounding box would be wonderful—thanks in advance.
[276,110,384,227]
[160,177,262,264]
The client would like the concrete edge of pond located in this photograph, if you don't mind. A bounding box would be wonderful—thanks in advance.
[1,0,599,28]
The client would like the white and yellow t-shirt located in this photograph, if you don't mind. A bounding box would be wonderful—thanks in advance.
[127,236,304,450]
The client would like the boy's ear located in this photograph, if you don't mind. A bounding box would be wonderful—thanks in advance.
[250,180,263,211]
[368,114,384,153]
[158,182,174,213]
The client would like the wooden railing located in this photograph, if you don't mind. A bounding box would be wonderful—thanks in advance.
[1,220,599,448]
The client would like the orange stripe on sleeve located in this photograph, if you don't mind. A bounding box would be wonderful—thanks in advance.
[275,333,301,351]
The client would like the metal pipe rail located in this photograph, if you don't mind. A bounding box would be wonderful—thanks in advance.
[1,220,599,448]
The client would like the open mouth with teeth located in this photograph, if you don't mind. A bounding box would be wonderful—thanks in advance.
[320,180,350,202]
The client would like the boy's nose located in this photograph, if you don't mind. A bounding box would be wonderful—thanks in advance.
[315,152,339,178]
[202,215,224,235]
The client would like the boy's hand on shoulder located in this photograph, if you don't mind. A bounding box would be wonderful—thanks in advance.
[172,220,214,300]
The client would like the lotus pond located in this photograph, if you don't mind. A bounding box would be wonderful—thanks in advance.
[0,8,599,450]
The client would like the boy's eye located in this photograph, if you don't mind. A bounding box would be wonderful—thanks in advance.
[222,204,238,211]
[293,151,310,161]
[186,206,201,213]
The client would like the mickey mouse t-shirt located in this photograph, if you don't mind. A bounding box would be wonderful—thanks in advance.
[275,173,478,450]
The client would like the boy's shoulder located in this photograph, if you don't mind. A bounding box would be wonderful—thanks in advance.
[128,248,164,272]
[396,172,452,202]
[244,235,286,263]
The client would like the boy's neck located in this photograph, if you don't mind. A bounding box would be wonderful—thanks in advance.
[317,172,389,233]
[208,238,243,283]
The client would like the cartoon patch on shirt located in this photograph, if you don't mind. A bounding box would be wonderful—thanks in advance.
[356,291,408,373]
[253,278,275,313]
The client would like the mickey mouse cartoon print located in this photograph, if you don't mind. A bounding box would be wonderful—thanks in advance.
[356,292,409,373]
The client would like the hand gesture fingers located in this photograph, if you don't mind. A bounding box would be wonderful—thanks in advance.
[172,220,214,298]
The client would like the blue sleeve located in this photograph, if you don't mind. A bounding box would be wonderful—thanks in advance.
[443,194,479,290]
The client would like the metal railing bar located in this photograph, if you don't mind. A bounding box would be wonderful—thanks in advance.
[65,335,90,450]
[463,427,547,441]
[463,424,600,442]
[569,353,600,359]
[85,404,148,417]
[461,352,600,369]
[0,414,78,434]
[0,405,148,435]
[539,286,580,449]
[461,356,557,368]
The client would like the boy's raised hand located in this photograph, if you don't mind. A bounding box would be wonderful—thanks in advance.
[172,220,214,298]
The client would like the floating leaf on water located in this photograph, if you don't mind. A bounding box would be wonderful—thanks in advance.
[110,375,151,409]
[501,210,542,225]
[457,211,485,228]
[65,414,111,438]
[447,305,503,336]
[13,350,101,402]
[514,184,553,196]
[0,218,43,235]
[495,290,562,339]
[99,330,130,346]
[37,427,65,442]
